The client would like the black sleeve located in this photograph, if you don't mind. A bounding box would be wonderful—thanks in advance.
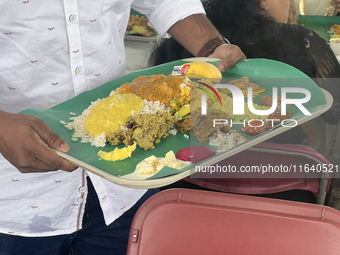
[303,27,340,124]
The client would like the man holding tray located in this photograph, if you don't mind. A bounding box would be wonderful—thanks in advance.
[0,0,245,254]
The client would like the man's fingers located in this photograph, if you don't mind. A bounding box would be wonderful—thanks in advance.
[0,112,77,173]
[219,45,247,71]
[31,137,78,171]
[28,117,77,171]
[35,151,78,172]
[15,145,77,173]
[209,44,246,72]
[17,158,70,173]
[31,117,70,153]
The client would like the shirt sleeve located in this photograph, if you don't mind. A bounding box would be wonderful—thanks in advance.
[131,0,205,37]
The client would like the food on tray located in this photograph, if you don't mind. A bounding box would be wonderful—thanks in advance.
[192,79,270,122]
[137,151,182,175]
[182,77,272,143]
[126,15,156,37]
[330,24,340,39]
[176,146,216,163]
[267,110,293,125]
[98,143,136,161]
[62,81,174,149]
[209,130,246,152]
[190,110,229,143]
[189,79,229,113]
[190,80,213,113]
[177,104,190,118]
[331,24,340,33]
[240,110,293,136]
[85,94,144,137]
[220,77,265,96]
[62,65,295,167]
[241,120,273,136]
[169,79,190,115]
[210,97,270,122]
[107,112,178,150]
[171,62,222,83]
[261,96,291,108]
[230,76,259,90]
[114,74,187,107]
[175,115,191,133]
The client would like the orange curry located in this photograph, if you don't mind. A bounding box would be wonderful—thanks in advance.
[114,74,184,106]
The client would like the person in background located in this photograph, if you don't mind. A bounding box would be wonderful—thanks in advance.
[149,0,340,129]
[149,0,340,206]
[0,1,246,255]
[335,0,340,12]
[288,0,297,23]
[295,0,339,16]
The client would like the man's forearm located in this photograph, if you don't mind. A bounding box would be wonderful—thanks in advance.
[167,14,222,56]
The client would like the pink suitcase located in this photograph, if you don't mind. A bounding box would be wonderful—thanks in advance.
[127,188,340,255]
[185,142,332,204]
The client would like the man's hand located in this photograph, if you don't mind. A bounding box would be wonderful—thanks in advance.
[209,44,247,72]
[168,14,246,72]
[0,111,78,173]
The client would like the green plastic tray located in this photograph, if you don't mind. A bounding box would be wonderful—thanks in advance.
[21,58,331,188]
[297,15,340,42]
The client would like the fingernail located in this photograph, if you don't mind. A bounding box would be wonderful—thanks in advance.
[218,65,225,72]
[60,143,69,153]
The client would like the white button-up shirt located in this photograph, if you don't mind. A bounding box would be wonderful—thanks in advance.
[0,0,204,237]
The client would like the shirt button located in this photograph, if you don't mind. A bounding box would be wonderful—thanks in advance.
[75,67,83,75]
[69,14,77,23]
[77,197,84,203]
[79,186,86,193]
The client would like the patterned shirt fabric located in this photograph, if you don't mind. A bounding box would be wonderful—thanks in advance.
[0,0,205,237]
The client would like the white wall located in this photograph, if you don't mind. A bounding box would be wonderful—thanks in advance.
[124,38,157,73]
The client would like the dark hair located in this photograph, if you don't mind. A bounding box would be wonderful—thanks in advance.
[204,0,274,41]
[149,0,340,127]
[148,0,279,66]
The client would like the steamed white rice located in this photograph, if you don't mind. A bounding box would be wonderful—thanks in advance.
[61,96,171,148]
